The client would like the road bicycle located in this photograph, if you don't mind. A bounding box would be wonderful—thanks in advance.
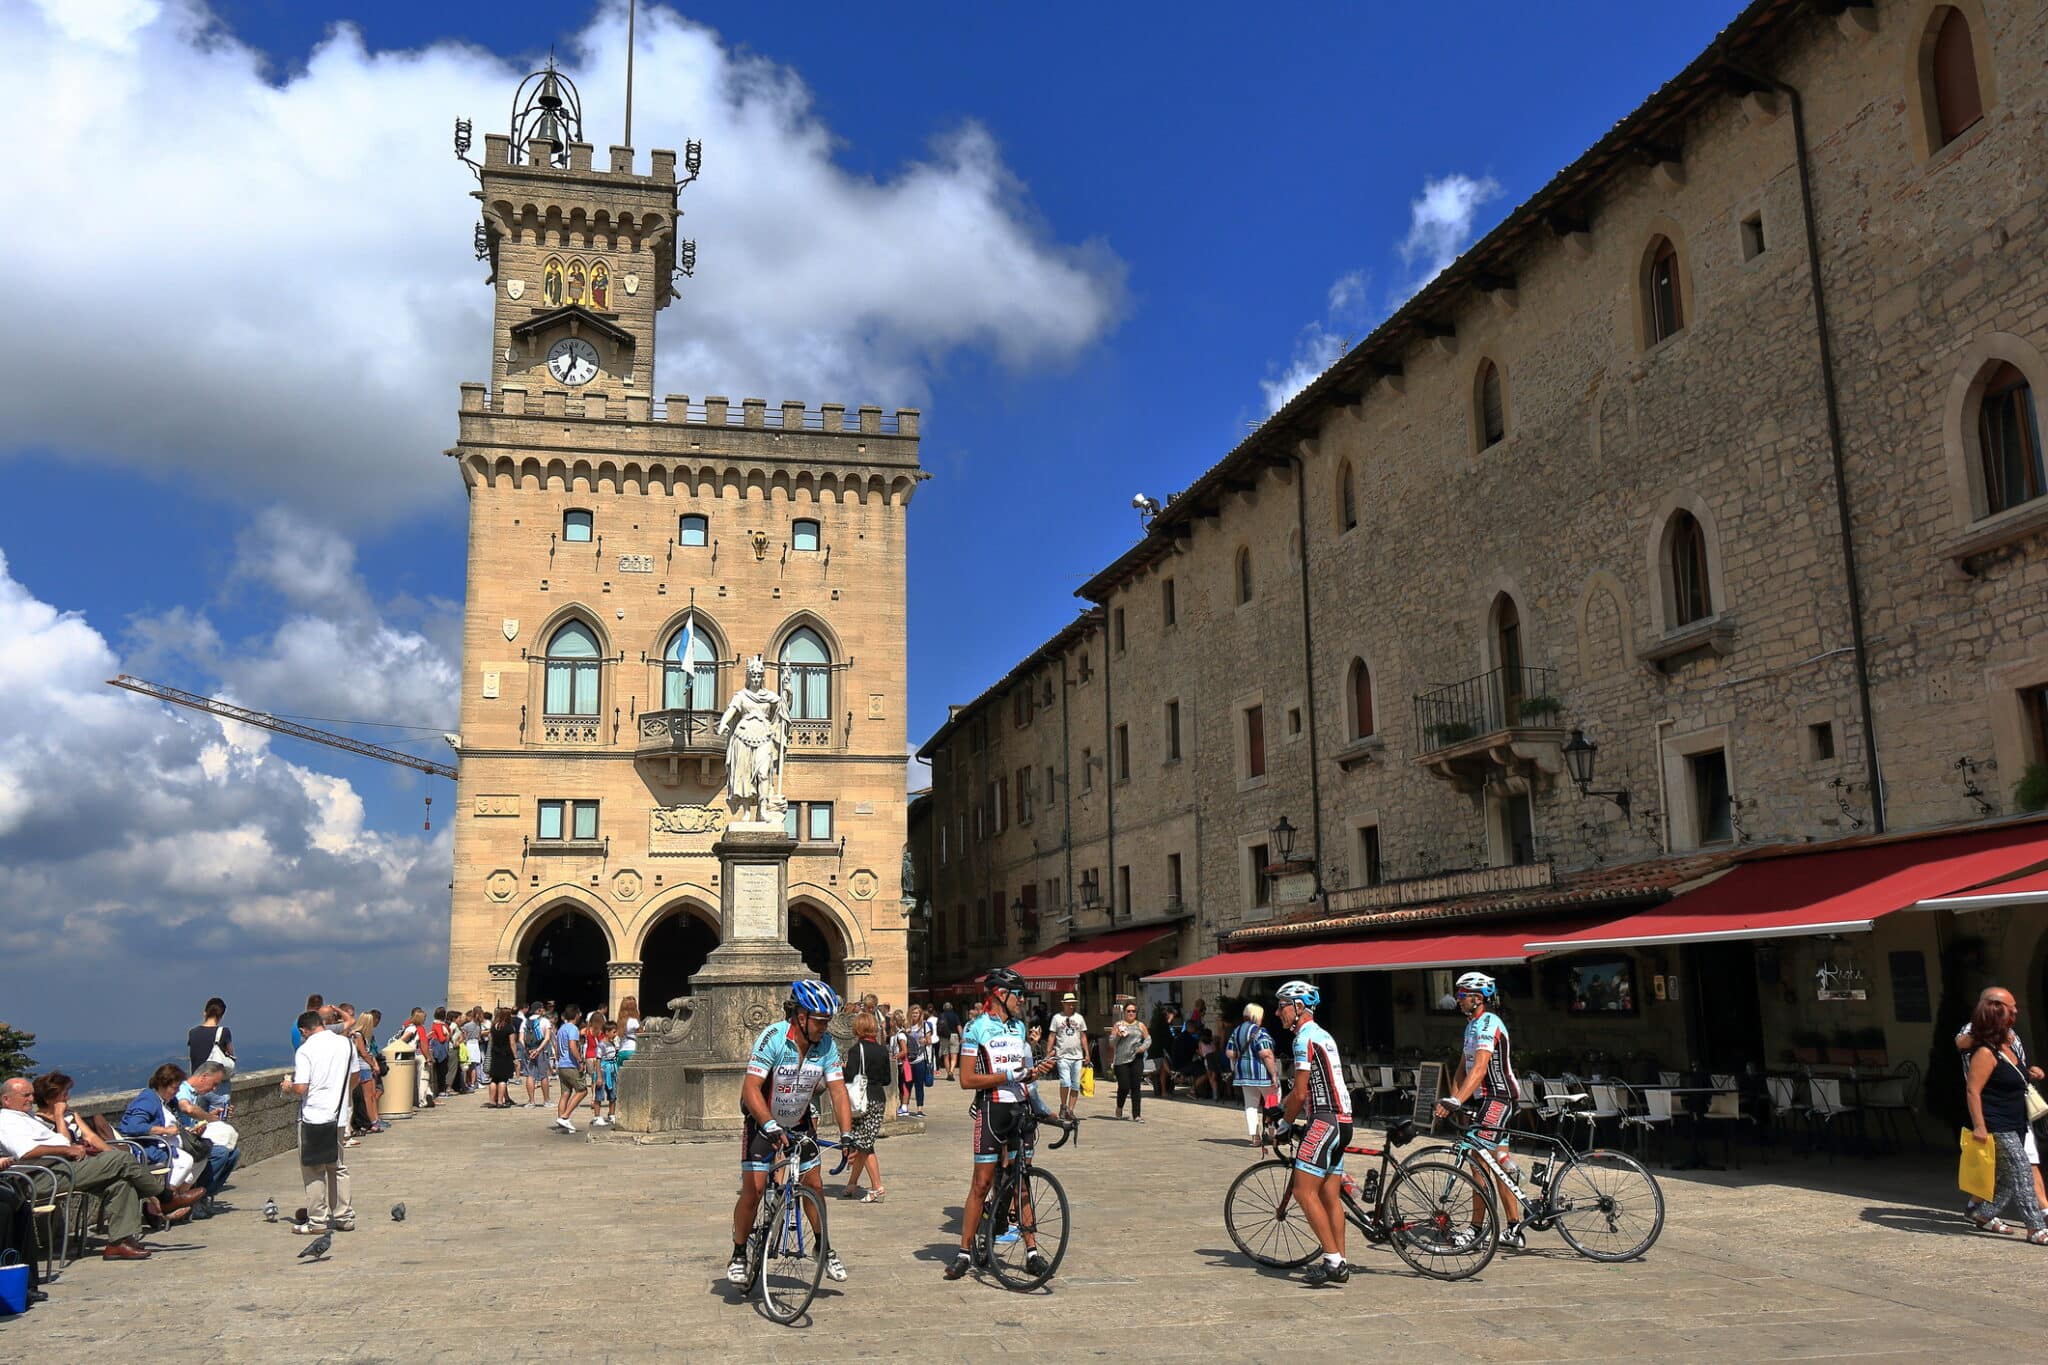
[745,1132,843,1323]
[1408,1104,1665,1261]
[971,1109,1077,1292]
[1222,1116,1500,1280]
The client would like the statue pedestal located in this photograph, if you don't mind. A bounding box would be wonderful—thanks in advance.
[617,822,809,1133]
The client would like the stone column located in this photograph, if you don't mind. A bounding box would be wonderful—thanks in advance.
[606,960,642,1018]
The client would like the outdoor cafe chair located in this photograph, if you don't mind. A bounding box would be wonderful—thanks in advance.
[8,1156,73,1281]
[1373,1066,1412,1119]
[1563,1082,1625,1153]
[1658,1070,1682,1087]
[1857,1062,1922,1155]
[1765,1073,1810,1147]
[1699,1089,1755,1168]
[1806,1075,1861,1161]
[1614,1079,1673,1165]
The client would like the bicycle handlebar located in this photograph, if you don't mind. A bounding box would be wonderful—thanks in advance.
[1044,1116,1080,1150]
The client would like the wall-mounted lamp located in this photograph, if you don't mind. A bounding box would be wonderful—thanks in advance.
[1562,728,1632,823]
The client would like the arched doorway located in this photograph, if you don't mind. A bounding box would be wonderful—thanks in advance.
[640,907,721,1013]
[789,901,846,996]
[520,907,610,1015]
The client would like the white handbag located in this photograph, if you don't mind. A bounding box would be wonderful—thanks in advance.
[206,1025,236,1076]
[846,1048,870,1117]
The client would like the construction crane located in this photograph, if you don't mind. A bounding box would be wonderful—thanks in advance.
[106,674,458,781]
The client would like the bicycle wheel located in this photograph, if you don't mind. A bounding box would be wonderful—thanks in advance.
[977,1166,1070,1291]
[1382,1158,1499,1281]
[1548,1148,1664,1262]
[755,1184,828,1323]
[1223,1158,1321,1268]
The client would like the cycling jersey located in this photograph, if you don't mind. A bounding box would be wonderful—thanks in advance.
[962,1012,1032,1105]
[745,1021,843,1124]
[1460,1011,1519,1101]
[1291,1020,1351,1121]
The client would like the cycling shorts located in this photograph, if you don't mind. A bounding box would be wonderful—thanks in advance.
[1294,1116,1352,1178]
[1471,1097,1513,1149]
[741,1113,818,1175]
[972,1098,1035,1165]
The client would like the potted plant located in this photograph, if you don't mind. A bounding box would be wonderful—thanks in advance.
[1791,1028,1825,1066]
[1516,694,1564,724]
[1425,720,1477,746]
[2016,762,2048,814]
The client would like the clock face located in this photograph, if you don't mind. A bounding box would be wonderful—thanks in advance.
[546,337,600,386]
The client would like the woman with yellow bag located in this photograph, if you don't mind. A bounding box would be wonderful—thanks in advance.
[1964,997,2048,1242]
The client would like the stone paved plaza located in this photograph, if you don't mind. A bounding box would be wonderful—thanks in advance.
[5,1088,2024,1361]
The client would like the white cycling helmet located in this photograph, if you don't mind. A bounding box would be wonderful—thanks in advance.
[1275,980,1321,1011]
[1454,971,1497,1001]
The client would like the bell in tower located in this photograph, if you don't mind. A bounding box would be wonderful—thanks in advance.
[508,56,583,168]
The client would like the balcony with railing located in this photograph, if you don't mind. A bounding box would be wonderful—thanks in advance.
[1411,664,1568,793]
[635,708,723,757]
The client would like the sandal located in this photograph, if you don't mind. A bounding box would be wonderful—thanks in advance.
[861,1189,886,1203]
[1972,1216,2014,1234]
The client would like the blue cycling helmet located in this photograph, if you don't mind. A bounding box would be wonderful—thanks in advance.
[789,979,840,1017]
[1275,980,1320,1011]
[1454,971,1497,1001]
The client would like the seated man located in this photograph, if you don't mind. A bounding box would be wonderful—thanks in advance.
[0,1076,202,1260]
[1204,1030,1235,1103]
[174,1062,241,1208]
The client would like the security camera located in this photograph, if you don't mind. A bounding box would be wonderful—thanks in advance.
[443,733,462,751]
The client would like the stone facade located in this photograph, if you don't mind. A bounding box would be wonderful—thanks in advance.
[447,125,922,1016]
[922,0,2048,1068]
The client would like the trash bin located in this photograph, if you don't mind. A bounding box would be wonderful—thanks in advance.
[381,1041,418,1119]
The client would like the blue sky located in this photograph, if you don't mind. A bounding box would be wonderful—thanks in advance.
[2,0,1743,1051]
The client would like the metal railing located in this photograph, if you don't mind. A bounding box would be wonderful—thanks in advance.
[1412,664,1561,753]
[635,708,721,755]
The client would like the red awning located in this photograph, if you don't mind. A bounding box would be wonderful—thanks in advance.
[1142,919,1594,983]
[1527,825,2048,953]
[1006,926,1176,990]
[1916,866,2048,911]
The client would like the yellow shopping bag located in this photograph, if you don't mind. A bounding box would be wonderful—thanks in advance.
[1959,1129,1997,1203]
[1080,1067,1096,1099]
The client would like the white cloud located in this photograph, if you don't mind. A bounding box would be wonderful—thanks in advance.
[7,0,1124,523]
[0,544,453,1041]
[1260,269,1369,414]
[1395,172,1504,296]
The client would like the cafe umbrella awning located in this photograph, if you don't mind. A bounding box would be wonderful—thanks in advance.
[1006,925,1178,991]
[1525,823,2048,953]
[1142,919,1599,983]
[1915,866,2048,912]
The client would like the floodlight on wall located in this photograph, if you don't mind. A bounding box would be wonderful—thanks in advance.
[1561,728,1632,822]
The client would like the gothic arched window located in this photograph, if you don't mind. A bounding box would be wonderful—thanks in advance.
[1235,547,1254,605]
[1348,658,1376,739]
[544,620,601,717]
[1667,510,1714,626]
[1930,7,1984,146]
[780,627,831,720]
[663,621,721,711]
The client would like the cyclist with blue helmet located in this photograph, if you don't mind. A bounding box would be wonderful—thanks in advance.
[944,966,1059,1282]
[1436,970,1527,1245]
[1271,979,1355,1286]
[727,979,854,1287]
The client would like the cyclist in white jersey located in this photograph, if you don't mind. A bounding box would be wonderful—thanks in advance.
[726,980,854,1286]
[1272,980,1353,1286]
[1437,971,1526,1245]
[945,967,1058,1282]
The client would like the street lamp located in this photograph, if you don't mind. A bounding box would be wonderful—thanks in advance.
[1270,815,1297,863]
[1562,728,1632,822]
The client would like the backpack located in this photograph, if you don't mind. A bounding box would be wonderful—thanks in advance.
[526,1016,545,1047]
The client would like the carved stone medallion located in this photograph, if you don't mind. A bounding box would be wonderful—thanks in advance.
[848,869,878,901]
[740,1000,774,1032]
[485,869,517,903]
[623,272,639,296]
[612,869,643,902]
[506,278,525,300]
[502,618,519,641]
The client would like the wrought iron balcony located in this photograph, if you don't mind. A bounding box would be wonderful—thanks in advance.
[1411,665,1568,793]
[634,708,722,757]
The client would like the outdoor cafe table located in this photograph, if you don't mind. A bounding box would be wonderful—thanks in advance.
[1642,1085,1738,1171]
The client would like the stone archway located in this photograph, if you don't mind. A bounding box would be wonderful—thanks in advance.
[520,905,611,1015]
[789,900,846,996]
[639,904,721,1013]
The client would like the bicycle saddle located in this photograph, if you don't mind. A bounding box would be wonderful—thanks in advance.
[1386,1118,1417,1147]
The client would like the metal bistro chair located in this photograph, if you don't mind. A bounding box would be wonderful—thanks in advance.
[1765,1074,1811,1152]
[1563,1081,1626,1153]
[1658,1070,1682,1087]
[1612,1079,1673,1165]
[1374,1066,1413,1120]
[1698,1089,1755,1168]
[10,1157,75,1282]
[1858,1062,1923,1155]
[1806,1075,1862,1161]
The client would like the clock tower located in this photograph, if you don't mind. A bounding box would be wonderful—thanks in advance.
[444,64,924,1029]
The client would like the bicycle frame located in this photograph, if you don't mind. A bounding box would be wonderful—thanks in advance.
[758,1135,839,1264]
[1436,1121,1575,1217]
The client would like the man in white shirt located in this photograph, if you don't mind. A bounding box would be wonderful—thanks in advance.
[281,1006,356,1233]
[1050,994,1091,1120]
[1,1076,197,1259]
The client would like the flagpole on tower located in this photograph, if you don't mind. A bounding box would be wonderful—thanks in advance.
[624,0,637,149]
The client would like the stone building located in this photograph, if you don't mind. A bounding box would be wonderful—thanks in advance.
[445,73,923,1017]
[922,0,2048,1086]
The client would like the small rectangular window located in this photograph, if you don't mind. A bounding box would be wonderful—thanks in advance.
[1163,577,1177,626]
[1806,721,1836,762]
[1250,843,1271,907]
[1245,706,1266,779]
[679,514,709,546]
[572,801,599,842]
[1078,652,1092,683]
[1287,707,1302,736]
[1045,766,1057,806]
[1113,607,1126,654]
[792,519,821,552]
[1167,852,1183,906]
[1082,748,1094,792]
[1503,793,1534,866]
[808,802,833,842]
[1690,750,1733,844]
[939,824,948,866]
[538,800,564,841]
[1358,825,1383,887]
[1165,699,1182,761]
[1117,865,1132,916]
[1740,212,1766,261]
[563,509,593,543]
[785,805,802,840]
[1115,724,1130,781]
[2021,685,2048,764]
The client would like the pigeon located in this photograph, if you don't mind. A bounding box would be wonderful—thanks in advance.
[262,1198,278,1223]
[297,1232,333,1262]
[391,1203,406,1223]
